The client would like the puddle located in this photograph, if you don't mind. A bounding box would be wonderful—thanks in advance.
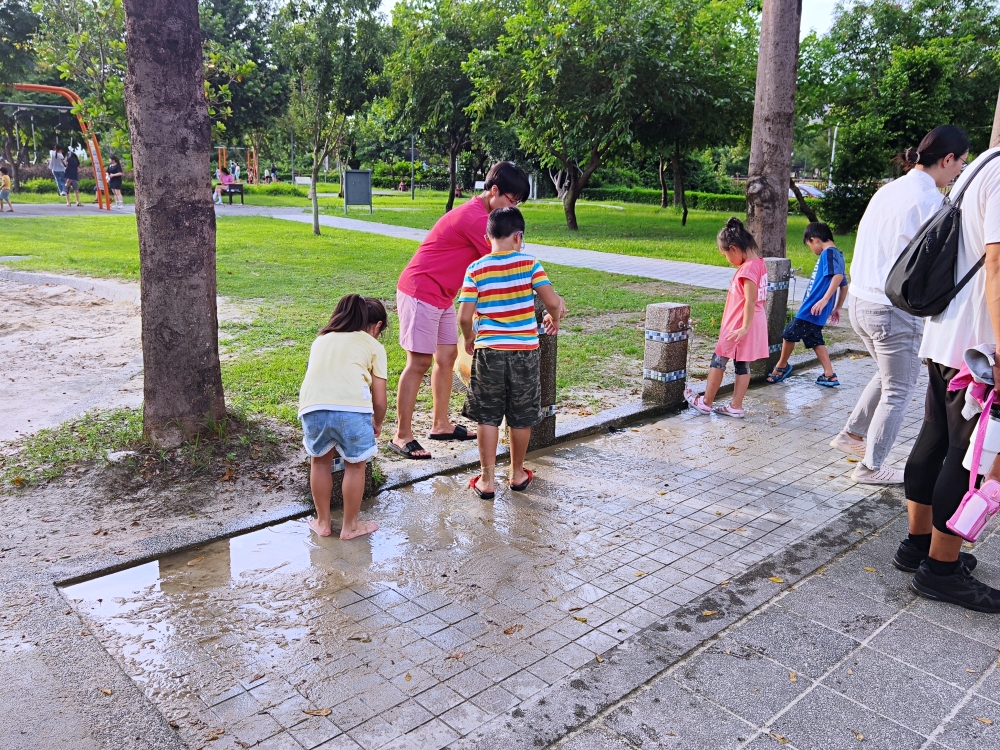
[59,359,892,748]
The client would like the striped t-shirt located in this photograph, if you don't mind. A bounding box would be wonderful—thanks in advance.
[459,249,551,350]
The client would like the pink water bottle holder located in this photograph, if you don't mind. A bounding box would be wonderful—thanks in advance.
[947,390,1000,542]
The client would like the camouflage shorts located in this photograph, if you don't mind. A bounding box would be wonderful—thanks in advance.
[462,348,542,429]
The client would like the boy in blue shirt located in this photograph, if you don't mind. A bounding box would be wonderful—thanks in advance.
[767,222,848,387]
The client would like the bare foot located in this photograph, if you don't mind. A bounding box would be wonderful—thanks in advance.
[309,518,333,537]
[341,520,379,540]
[391,436,430,458]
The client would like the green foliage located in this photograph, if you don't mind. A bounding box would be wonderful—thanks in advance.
[817,182,880,235]
[19,177,134,195]
[0,0,38,85]
[582,186,822,216]
[242,182,309,196]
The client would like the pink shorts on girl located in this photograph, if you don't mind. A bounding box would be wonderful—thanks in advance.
[396,290,458,354]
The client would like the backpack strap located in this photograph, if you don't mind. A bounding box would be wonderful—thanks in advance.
[951,150,1000,208]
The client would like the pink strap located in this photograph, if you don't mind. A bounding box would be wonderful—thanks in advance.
[969,390,996,491]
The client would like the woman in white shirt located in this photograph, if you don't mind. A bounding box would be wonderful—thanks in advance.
[830,126,969,484]
[900,143,1000,612]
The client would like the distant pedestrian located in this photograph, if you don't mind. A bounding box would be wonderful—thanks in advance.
[831,125,971,484]
[233,163,241,181]
[270,163,278,182]
[685,217,768,418]
[106,155,124,208]
[63,150,81,207]
[298,294,387,540]
[767,222,848,386]
[49,146,66,196]
[458,207,564,499]
[0,166,13,212]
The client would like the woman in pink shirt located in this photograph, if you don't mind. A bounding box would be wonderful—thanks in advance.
[685,217,768,418]
[214,167,235,205]
[390,162,532,459]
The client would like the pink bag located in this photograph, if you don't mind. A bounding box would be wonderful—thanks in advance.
[948,390,1000,541]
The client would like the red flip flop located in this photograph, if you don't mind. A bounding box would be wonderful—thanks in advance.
[510,469,533,492]
[469,475,495,500]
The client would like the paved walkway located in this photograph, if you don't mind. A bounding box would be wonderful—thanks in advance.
[2,202,808,300]
[11,355,966,750]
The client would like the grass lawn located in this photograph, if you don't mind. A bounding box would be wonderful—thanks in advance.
[3,215,725,425]
[327,194,857,276]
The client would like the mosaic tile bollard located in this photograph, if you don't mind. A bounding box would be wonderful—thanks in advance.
[642,302,690,407]
[527,294,558,451]
[752,256,792,380]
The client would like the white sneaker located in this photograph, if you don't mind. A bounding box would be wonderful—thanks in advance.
[830,431,866,459]
[851,464,904,484]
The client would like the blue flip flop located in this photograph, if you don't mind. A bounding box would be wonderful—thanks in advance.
[767,364,793,383]
[816,373,840,387]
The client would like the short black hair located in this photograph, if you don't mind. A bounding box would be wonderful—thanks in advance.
[487,206,525,239]
[0,167,7,175]
[803,222,835,244]
[484,161,530,204]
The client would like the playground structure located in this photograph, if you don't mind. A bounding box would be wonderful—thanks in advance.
[215,145,259,184]
[12,83,112,210]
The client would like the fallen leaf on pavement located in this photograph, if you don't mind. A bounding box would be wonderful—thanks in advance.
[569,607,582,612]
[303,708,332,716]
[187,557,204,567]
[770,732,789,744]
[574,617,588,623]
[847,668,854,675]
[220,468,235,482]
[863,567,876,573]
[634,571,647,577]
[503,624,523,635]
[789,672,797,683]
[976,717,993,725]
[404,673,412,682]
[12,476,25,487]
[701,611,718,617]
[967,669,979,674]
[769,576,784,584]
[445,652,464,660]
[99,688,113,696]
[595,655,604,663]
[720,580,730,586]
[846,458,859,463]
[851,730,864,741]
[251,673,265,682]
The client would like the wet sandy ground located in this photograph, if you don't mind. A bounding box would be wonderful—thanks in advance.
[61,356,926,750]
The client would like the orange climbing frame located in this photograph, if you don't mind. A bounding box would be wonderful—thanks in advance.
[13,83,112,210]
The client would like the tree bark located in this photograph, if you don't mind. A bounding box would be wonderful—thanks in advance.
[672,142,688,225]
[445,138,459,213]
[991,83,1000,148]
[123,0,226,448]
[311,149,321,235]
[746,0,802,258]
[658,153,667,208]
[789,177,818,222]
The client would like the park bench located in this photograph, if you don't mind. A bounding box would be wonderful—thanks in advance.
[225,183,244,205]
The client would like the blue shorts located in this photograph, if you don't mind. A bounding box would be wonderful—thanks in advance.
[782,318,825,349]
[299,409,377,463]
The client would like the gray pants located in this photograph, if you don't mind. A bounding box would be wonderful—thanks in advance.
[843,297,923,470]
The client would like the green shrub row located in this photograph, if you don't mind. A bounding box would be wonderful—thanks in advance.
[581,186,823,216]
[19,177,135,196]
[241,182,310,197]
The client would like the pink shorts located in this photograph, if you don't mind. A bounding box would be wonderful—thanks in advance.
[396,290,458,354]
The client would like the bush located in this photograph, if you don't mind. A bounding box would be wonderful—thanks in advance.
[581,185,825,217]
[20,178,58,193]
[817,182,878,234]
[243,182,309,197]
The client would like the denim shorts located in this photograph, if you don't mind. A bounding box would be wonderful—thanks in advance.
[300,409,377,463]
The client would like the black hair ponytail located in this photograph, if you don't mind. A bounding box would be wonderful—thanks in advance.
[717,217,758,255]
[893,125,971,172]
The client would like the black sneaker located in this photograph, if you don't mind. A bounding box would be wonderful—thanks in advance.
[910,561,1000,613]
[892,538,977,573]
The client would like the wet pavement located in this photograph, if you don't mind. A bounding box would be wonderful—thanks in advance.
[57,355,934,750]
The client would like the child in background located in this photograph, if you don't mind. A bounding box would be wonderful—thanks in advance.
[298,295,388,540]
[0,167,12,212]
[767,222,848,386]
[685,217,768,418]
[458,207,565,499]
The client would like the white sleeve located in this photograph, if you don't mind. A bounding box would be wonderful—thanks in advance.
[985,185,1000,245]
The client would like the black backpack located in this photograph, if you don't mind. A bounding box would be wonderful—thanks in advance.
[885,150,1000,317]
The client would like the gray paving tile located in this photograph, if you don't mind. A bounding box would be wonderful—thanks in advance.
[255,733,307,750]
[769,681,925,750]
[730,607,859,679]
[777,576,896,640]
[377,718,458,750]
[934,694,1000,750]
[288,716,340,749]
[560,725,635,750]
[673,640,812,724]
[869,613,999,689]
[604,677,755,748]
[823,647,964,735]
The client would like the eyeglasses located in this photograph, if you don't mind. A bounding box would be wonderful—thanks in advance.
[503,193,522,206]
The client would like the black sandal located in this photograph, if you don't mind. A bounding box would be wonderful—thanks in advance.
[469,475,495,500]
[429,424,477,441]
[387,440,432,460]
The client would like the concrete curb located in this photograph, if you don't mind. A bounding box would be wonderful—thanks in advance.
[448,488,905,750]
[0,267,141,304]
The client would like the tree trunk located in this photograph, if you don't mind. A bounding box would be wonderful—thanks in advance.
[310,150,321,236]
[991,83,1000,148]
[658,153,667,208]
[563,186,579,231]
[445,142,458,213]
[672,142,688,225]
[790,177,818,222]
[746,0,802,257]
[123,0,226,448]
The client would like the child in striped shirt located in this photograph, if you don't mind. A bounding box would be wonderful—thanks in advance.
[458,207,566,499]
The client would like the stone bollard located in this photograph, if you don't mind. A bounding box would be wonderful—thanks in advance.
[527,294,558,452]
[642,302,690,408]
[752,256,792,379]
[328,452,378,505]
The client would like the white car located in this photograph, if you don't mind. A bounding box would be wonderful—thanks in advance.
[789,183,825,199]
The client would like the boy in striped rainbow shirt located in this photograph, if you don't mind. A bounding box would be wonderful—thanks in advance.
[458,207,566,499]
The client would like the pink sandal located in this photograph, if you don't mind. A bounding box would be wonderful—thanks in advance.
[712,403,745,418]
[684,389,712,414]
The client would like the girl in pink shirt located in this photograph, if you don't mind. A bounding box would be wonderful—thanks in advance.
[685,217,768,418]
